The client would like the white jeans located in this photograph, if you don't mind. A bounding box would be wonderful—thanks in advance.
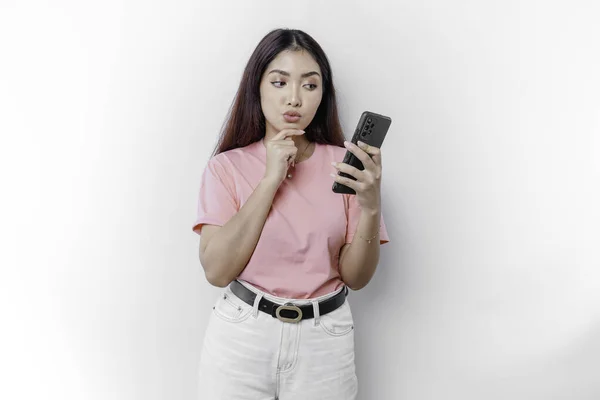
[197,280,358,400]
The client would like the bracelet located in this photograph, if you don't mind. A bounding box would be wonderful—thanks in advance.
[358,231,379,244]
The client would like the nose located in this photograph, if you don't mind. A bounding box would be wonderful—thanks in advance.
[286,83,301,107]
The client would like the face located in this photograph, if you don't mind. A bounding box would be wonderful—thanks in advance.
[259,50,323,138]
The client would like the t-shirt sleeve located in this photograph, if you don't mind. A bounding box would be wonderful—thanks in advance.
[344,193,390,245]
[192,156,239,235]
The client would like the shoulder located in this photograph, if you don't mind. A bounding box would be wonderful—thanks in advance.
[207,141,261,169]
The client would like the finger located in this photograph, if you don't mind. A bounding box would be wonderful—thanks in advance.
[357,141,381,157]
[271,140,296,146]
[330,172,362,191]
[286,148,298,164]
[343,141,376,170]
[357,141,382,166]
[272,129,305,141]
[286,147,298,158]
[331,161,364,181]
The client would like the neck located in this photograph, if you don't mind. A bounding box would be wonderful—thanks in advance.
[296,140,312,162]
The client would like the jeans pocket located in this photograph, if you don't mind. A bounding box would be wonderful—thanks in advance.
[318,299,354,337]
[212,286,253,323]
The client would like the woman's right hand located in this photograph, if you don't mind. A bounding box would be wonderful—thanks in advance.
[263,129,305,185]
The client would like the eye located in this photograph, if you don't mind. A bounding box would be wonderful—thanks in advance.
[271,81,318,90]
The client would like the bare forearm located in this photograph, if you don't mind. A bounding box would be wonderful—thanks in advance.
[202,178,279,286]
[339,208,381,290]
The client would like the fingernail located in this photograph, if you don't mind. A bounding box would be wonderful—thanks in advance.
[331,161,337,166]
[344,141,349,146]
[357,141,364,146]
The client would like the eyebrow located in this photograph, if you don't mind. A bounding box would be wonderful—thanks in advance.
[268,69,321,79]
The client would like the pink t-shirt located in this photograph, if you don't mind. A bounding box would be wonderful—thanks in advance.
[193,139,389,299]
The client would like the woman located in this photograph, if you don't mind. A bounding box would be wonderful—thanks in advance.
[193,28,389,400]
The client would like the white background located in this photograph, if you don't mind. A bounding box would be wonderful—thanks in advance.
[1,1,599,399]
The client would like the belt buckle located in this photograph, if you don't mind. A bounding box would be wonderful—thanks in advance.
[275,302,302,323]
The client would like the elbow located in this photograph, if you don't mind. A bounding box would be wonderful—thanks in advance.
[203,266,233,288]
[202,262,233,288]
[199,247,241,288]
[200,250,230,288]
[341,269,371,291]
[341,275,366,291]
[346,282,367,291]
[206,275,231,288]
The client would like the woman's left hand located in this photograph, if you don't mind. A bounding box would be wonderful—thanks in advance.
[331,140,382,213]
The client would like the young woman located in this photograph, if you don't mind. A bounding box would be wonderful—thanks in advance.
[193,28,389,400]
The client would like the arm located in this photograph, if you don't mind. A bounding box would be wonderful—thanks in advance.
[199,177,279,287]
[338,208,381,290]
[198,129,305,287]
[331,140,385,291]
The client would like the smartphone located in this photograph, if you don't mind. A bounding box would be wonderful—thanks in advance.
[332,111,392,195]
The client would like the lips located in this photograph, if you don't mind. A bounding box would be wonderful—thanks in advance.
[283,111,301,123]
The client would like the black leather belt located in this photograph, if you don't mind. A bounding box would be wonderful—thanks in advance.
[229,280,348,323]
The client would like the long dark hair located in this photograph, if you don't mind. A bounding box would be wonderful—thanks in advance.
[211,28,346,156]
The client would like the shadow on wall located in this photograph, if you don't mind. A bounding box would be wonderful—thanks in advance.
[469,319,600,400]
